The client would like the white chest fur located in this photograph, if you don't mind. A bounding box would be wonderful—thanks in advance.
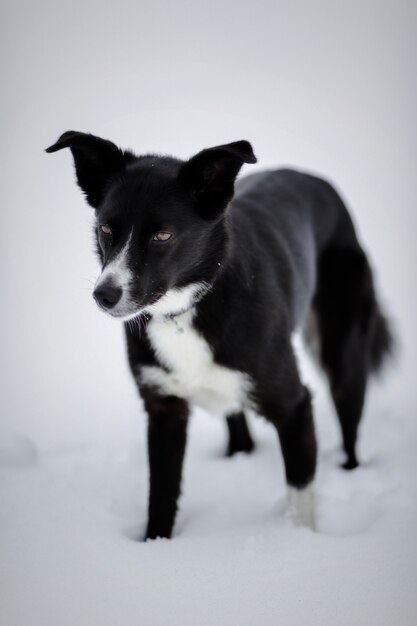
[139,310,252,416]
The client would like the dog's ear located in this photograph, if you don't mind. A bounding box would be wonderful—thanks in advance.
[45,131,136,208]
[178,140,257,218]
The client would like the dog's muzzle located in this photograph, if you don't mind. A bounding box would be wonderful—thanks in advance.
[93,281,122,310]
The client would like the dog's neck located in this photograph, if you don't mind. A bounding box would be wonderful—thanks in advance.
[145,281,211,322]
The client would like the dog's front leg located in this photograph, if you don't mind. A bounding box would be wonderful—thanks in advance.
[141,388,189,540]
[257,347,317,529]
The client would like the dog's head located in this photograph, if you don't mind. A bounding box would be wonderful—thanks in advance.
[46,131,256,320]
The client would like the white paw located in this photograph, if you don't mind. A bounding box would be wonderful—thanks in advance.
[288,483,316,530]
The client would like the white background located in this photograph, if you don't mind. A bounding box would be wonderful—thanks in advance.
[1,1,416,625]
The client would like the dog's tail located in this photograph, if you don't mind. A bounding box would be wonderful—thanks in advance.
[366,297,394,376]
[313,242,394,378]
[356,246,394,377]
[310,176,395,378]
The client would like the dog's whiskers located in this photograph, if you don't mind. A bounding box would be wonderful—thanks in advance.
[124,309,148,338]
[79,276,96,286]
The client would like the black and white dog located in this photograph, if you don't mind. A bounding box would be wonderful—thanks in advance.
[46,131,392,539]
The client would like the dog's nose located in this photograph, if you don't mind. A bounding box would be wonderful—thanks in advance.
[93,283,122,309]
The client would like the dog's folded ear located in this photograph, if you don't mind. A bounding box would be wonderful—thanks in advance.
[45,131,136,208]
[178,140,257,218]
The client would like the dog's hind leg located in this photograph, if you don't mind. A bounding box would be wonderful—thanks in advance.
[225,411,255,456]
[322,326,366,470]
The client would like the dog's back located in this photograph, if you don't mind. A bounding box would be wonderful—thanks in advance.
[234,168,392,371]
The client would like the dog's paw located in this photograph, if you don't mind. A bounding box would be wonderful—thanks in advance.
[341,456,359,471]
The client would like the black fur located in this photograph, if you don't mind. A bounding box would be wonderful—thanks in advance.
[142,388,189,540]
[226,412,254,456]
[46,131,393,539]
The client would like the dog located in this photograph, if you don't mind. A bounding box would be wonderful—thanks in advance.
[46,131,392,539]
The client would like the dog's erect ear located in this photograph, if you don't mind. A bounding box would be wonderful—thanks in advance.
[178,140,257,218]
[45,131,136,208]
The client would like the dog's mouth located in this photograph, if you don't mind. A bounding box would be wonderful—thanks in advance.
[107,307,148,322]
[98,291,165,321]
[94,282,210,323]
[96,282,210,322]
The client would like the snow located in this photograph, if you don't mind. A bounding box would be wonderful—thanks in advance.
[1,0,416,624]
[2,354,417,626]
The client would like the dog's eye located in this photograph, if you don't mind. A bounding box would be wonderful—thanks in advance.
[153,231,174,242]
[99,224,113,236]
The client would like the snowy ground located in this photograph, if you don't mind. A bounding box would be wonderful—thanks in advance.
[2,345,417,626]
